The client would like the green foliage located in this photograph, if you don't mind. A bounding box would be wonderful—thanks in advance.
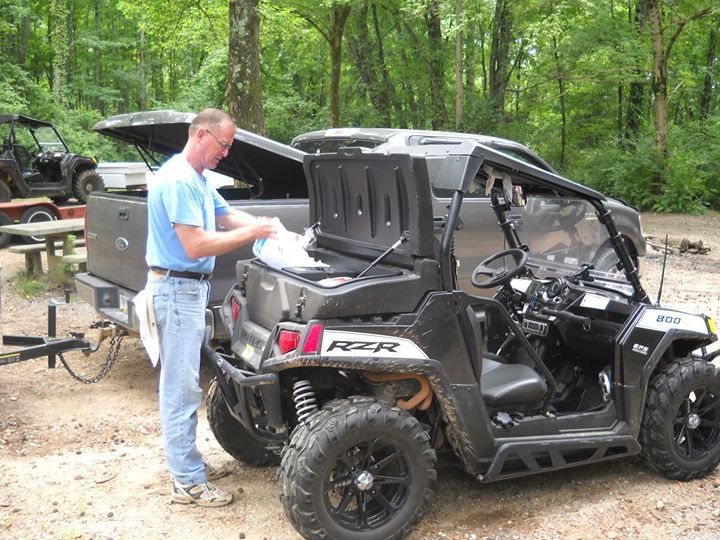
[0,0,717,212]
[661,120,720,213]
[13,271,46,298]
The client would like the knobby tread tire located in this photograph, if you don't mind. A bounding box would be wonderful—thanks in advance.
[72,169,104,203]
[206,379,280,467]
[278,396,437,540]
[640,358,720,480]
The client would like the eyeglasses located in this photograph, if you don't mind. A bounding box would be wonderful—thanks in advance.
[206,129,233,150]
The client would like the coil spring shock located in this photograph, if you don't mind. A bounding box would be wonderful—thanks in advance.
[293,380,317,424]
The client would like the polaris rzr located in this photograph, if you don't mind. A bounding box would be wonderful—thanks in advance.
[0,114,104,203]
[205,142,720,540]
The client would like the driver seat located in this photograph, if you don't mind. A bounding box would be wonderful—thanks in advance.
[480,356,547,410]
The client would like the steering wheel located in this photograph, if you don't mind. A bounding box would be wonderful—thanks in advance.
[471,248,528,289]
[12,145,33,170]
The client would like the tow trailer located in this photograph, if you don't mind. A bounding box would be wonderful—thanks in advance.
[1,291,125,383]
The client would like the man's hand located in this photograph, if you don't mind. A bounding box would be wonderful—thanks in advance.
[252,216,279,240]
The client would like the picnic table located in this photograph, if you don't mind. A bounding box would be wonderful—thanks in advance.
[0,218,86,277]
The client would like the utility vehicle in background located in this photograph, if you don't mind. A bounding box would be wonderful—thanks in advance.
[207,141,720,539]
[0,114,104,204]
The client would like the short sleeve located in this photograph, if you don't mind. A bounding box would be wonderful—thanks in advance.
[210,184,230,217]
[162,178,205,227]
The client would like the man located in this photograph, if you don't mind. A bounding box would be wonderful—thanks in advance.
[145,108,277,507]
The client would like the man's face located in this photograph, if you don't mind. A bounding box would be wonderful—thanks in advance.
[198,120,235,170]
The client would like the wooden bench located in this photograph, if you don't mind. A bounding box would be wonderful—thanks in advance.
[60,252,87,273]
[9,238,86,276]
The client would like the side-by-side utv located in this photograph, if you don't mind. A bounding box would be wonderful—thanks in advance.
[205,141,720,540]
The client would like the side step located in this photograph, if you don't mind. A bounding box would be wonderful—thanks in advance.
[481,433,641,482]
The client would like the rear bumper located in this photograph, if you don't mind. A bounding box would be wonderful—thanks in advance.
[74,272,228,341]
[75,272,138,333]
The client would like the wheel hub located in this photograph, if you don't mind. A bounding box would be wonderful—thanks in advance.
[354,470,374,491]
[687,412,701,430]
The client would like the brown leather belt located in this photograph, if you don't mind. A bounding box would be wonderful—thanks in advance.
[150,266,212,280]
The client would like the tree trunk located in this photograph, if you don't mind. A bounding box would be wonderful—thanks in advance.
[425,0,447,129]
[465,20,476,100]
[699,19,717,120]
[139,24,146,110]
[66,0,74,88]
[646,0,712,196]
[227,0,266,134]
[489,0,512,121]
[347,2,386,122]
[625,1,645,145]
[647,0,668,196]
[17,14,30,65]
[94,0,102,111]
[50,0,69,106]
[552,36,566,169]
[479,21,487,97]
[455,0,463,129]
[372,2,401,127]
[329,3,351,127]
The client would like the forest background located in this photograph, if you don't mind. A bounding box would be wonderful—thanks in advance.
[1,0,719,213]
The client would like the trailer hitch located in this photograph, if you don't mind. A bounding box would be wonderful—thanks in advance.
[1,293,125,383]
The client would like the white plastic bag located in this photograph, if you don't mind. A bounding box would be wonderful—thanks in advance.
[253,219,326,270]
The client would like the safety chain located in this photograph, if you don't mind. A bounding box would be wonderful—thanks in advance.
[58,334,125,384]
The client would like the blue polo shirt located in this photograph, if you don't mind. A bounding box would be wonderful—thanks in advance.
[146,154,230,274]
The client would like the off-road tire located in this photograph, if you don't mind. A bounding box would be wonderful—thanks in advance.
[72,169,104,203]
[51,195,70,205]
[206,379,280,467]
[593,244,639,275]
[640,358,720,480]
[279,396,436,540]
[0,210,12,248]
[20,205,57,244]
[0,181,12,202]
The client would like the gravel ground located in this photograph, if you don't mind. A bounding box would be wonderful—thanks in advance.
[1,211,720,540]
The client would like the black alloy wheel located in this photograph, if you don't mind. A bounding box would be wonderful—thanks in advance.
[326,436,411,531]
[641,358,720,480]
[279,397,436,540]
[673,385,720,460]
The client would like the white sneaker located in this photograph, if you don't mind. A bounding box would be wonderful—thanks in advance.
[204,461,230,481]
[171,480,233,507]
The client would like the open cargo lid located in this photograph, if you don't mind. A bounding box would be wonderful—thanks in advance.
[303,140,607,263]
[93,110,306,197]
[304,148,437,261]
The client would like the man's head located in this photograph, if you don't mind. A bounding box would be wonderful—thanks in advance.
[186,108,236,171]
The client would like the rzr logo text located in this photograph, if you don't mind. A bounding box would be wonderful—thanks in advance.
[327,340,400,353]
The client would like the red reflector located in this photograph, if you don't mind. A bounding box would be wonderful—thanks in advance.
[278,330,301,354]
[231,297,241,321]
[302,323,323,354]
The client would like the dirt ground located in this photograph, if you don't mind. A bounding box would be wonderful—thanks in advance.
[1,212,720,540]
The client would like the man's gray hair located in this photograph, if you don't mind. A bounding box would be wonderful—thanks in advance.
[189,108,234,135]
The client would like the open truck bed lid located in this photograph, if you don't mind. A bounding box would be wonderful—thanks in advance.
[93,110,306,195]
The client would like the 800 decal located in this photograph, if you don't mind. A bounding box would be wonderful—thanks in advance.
[637,309,708,334]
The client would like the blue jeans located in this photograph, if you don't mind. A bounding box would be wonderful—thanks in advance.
[148,275,210,485]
